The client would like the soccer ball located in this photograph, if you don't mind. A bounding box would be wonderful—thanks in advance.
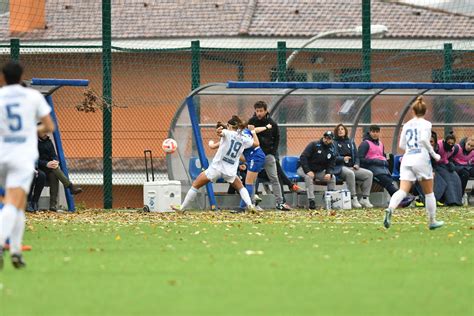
[162,138,178,154]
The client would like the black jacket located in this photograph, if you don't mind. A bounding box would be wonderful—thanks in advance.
[38,136,58,171]
[248,113,279,156]
[334,136,360,168]
[298,139,336,175]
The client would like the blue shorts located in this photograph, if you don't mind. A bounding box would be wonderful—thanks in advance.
[247,149,265,173]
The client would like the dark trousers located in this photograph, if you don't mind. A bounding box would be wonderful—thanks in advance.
[374,173,398,196]
[28,169,46,204]
[44,168,72,209]
[454,165,474,195]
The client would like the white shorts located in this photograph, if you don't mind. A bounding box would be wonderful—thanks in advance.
[0,160,35,194]
[204,165,236,183]
[399,163,433,182]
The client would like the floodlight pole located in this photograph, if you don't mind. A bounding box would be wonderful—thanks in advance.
[285,24,388,69]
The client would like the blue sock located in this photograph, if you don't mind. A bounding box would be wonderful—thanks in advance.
[240,184,254,209]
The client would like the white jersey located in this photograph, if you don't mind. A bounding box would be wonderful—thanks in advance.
[211,129,253,177]
[399,117,434,167]
[0,84,51,162]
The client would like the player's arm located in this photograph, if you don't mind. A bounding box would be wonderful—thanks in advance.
[247,126,260,147]
[254,124,272,134]
[419,126,439,160]
[208,140,220,150]
[399,126,407,150]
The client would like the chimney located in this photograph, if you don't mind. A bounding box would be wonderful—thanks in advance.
[10,0,46,33]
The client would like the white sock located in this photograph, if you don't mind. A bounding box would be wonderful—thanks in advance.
[388,190,407,210]
[181,187,198,210]
[425,192,437,224]
[239,187,253,207]
[10,211,25,255]
[0,204,19,246]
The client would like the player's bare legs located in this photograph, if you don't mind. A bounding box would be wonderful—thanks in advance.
[418,178,444,230]
[171,172,210,213]
[0,187,28,269]
[384,180,412,228]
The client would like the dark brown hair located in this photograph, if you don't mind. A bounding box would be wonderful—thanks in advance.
[412,96,427,117]
[254,101,267,111]
[227,115,247,130]
[334,123,348,138]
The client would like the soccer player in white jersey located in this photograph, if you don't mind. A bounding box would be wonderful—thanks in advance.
[0,61,55,269]
[171,115,257,213]
[383,96,443,230]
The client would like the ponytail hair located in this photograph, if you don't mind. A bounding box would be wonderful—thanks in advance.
[445,130,456,142]
[412,96,427,117]
[227,115,247,131]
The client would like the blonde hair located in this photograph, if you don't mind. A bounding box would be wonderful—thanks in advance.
[412,96,427,117]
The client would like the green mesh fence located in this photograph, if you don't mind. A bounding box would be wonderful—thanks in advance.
[0,0,472,209]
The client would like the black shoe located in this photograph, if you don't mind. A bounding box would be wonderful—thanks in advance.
[49,207,57,212]
[69,184,83,195]
[276,203,292,211]
[11,254,26,269]
[308,199,316,210]
[26,202,35,212]
[0,246,4,270]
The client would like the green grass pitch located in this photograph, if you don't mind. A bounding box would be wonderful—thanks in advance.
[1,207,473,316]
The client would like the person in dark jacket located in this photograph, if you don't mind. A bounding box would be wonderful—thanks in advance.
[297,131,337,209]
[358,125,414,207]
[248,101,291,211]
[333,124,374,208]
[26,166,46,212]
[38,130,82,211]
[414,131,463,206]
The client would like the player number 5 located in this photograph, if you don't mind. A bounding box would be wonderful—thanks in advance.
[6,103,22,132]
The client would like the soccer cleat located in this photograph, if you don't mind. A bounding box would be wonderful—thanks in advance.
[359,197,373,209]
[414,199,425,207]
[11,254,26,269]
[0,246,4,270]
[254,205,264,212]
[253,194,262,205]
[436,201,445,207]
[351,197,362,208]
[308,199,316,210]
[276,203,292,211]
[246,205,257,214]
[290,184,303,193]
[429,221,444,230]
[170,204,184,214]
[383,208,392,229]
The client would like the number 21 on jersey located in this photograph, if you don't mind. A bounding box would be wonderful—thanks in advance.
[405,128,419,149]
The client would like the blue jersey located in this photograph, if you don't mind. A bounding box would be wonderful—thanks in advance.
[242,129,266,172]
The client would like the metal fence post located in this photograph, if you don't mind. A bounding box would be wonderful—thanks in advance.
[443,43,453,136]
[361,0,372,131]
[102,0,113,209]
[277,41,288,155]
[10,38,20,61]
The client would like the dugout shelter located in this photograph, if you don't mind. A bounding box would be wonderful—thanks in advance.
[168,81,474,210]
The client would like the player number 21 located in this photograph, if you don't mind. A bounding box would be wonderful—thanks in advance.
[405,128,418,149]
